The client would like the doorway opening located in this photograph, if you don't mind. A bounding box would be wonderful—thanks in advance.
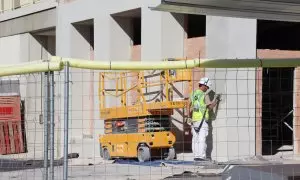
[262,68,294,155]
[257,19,300,155]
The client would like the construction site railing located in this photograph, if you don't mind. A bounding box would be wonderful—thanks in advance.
[1,56,300,180]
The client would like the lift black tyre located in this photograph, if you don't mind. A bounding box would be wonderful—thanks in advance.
[102,148,111,160]
[137,146,150,162]
[165,147,176,160]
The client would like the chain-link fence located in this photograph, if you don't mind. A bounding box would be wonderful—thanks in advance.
[1,58,300,180]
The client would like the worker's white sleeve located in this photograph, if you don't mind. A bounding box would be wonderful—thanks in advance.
[204,94,213,106]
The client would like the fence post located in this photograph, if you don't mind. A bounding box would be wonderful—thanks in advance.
[63,62,70,180]
[50,71,55,180]
[43,72,49,180]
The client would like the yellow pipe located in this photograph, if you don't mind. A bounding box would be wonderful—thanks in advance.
[51,56,200,70]
[52,56,300,70]
[200,58,300,68]
[1,56,300,78]
[4,56,300,80]
[0,61,63,77]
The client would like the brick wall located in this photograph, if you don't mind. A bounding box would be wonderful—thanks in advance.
[129,45,141,105]
[184,37,206,95]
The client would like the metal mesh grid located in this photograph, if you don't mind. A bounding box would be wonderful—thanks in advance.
[0,65,300,180]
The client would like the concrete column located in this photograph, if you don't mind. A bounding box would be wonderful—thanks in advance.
[94,14,110,61]
[142,4,184,60]
[56,13,71,159]
[110,16,132,61]
[56,7,95,160]
[94,14,132,136]
[56,19,71,57]
[206,16,257,161]
[93,14,110,138]
[142,4,186,151]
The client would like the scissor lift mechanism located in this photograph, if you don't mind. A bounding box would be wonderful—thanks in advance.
[98,61,193,162]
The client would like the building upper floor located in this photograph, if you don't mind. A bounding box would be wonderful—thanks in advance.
[1,0,300,24]
[0,0,80,23]
[0,0,58,13]
[0,0,81,13]
[0,0,57,23]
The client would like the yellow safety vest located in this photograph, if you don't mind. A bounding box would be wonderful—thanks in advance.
[190,89,209,121]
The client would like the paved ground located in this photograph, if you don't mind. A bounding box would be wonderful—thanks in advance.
[0,156,226,180]
[0,162,224,180]
[4,162,300,180]
[2,154,300,180]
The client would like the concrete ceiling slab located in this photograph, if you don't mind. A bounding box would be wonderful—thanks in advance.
[73,19,94,26]
[111,8,141,18]
[151,0,300,22]
[32,28,56,36]
[0,8,56,38]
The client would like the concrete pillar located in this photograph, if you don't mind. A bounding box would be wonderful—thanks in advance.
[56,7,95,160]
[142,4,186,151]
[94,15,110,138]
[142,5,184,59]
[206,16,257,161]
[25,33,56,158]
[94,14,111,61]
[110,16,132,60]
[94,14,132,135]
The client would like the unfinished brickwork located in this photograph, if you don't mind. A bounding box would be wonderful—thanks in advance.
[129,45,141,105]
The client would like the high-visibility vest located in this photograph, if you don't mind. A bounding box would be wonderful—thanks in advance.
[190,89,209,121]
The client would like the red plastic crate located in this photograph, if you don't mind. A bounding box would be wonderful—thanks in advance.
[0,96,24,155]
[0,96,21,121]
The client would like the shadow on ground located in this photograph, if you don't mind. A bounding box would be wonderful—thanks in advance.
[113,159,195,167]
[0,158,63,172]
[0,153,79,172]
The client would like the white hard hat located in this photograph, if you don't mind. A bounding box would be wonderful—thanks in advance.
[199,77,212,88]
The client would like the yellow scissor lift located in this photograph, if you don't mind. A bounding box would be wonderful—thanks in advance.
[99,61,192,162]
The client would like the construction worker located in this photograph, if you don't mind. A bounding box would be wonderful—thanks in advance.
[187,77,220,161]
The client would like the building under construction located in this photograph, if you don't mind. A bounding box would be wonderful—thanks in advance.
[1,0,300,165]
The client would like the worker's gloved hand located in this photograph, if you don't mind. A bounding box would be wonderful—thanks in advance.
[215,94,222,102]
[186,117,192,125]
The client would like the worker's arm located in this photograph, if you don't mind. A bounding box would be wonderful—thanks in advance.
[205,94,221,110]
[207,100,218,110]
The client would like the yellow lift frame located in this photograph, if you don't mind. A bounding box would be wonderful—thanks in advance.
[98,61,193,162]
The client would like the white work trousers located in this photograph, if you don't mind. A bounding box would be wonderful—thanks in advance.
[191,120,208,159]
